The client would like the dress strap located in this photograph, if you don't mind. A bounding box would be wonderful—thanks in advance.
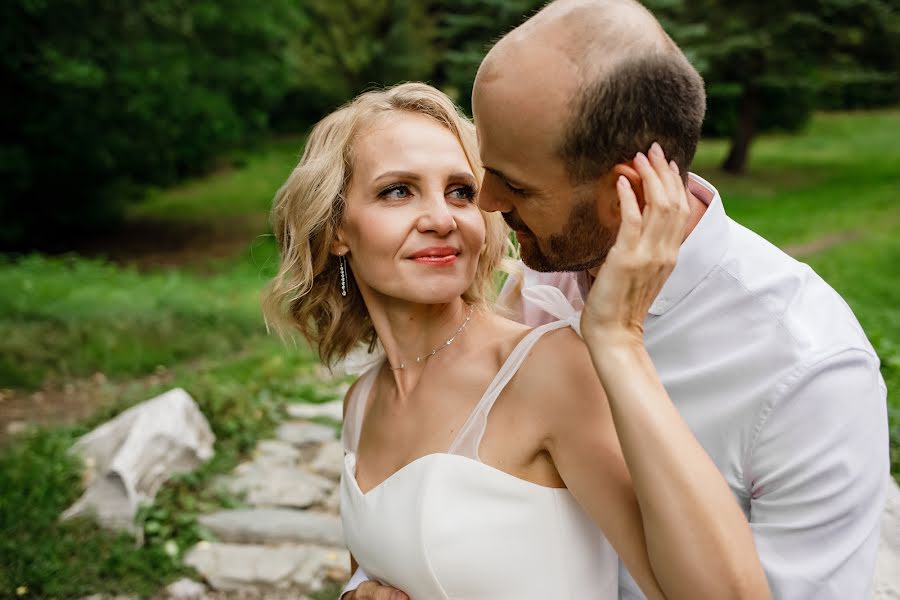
[341,362,382,454]
[446,318,576,459]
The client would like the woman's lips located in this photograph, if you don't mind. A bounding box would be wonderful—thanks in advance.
[412,255,457,266]
[408,246,459,266]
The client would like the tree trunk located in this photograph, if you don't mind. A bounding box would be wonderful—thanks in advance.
[722,86,761,174]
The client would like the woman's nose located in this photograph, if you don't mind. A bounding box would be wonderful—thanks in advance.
[416,194,457,235]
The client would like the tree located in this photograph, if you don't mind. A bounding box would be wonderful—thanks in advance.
[0,0,299,250]
[275,0,439,129]
[432,0,545,113]
[649,0,900,173]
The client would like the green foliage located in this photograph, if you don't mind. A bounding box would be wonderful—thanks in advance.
[0,336,319,597]
[0,249,279,389]
[0,427,192,597]
[433,0,545,111]
[647,0,900,171]
[271,0,439,130]
[0,0,299,249]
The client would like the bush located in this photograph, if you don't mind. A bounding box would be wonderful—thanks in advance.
[0,0,298,250]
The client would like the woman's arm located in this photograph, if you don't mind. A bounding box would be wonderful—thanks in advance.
[547,145,768,599]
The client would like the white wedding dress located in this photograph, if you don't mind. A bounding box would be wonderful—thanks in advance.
[340,312,619,600]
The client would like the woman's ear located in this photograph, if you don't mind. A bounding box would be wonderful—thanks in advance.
[330,230,349,257]
[611,161,646,213]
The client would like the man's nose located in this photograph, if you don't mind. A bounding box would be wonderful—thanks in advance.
[477,178,512,213]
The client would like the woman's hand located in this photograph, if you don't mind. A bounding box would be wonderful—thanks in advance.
[580,142,689,347]
[344,581,409,600]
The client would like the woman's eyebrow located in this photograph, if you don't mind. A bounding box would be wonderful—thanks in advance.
[372,170,421,184]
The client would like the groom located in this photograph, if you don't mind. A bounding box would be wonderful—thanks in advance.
[343,0,889,598]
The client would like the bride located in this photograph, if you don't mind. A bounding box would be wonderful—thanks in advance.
[263,82,769,600]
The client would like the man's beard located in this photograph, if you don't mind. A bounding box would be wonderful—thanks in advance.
[504,197,616,273]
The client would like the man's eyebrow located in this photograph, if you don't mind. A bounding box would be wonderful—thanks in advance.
[483,166,528,189]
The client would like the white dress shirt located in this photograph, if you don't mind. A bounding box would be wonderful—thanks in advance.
[342,173,889,599]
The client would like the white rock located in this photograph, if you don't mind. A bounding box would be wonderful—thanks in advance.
[184,542,348,592]
[873,478,900,599]
[286,400,344,422]
[198,508,344,547]
[219,463,333,509]
[276,422,336,447]
[310,440,344,481]
[323,485,341,514]
[61,388,215,533]
[165,577,207,599]
[291,546,351,590]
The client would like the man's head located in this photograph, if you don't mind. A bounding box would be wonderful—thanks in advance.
[473,0,705,272]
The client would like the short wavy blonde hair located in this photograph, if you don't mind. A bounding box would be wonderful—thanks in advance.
[262,82,513,366]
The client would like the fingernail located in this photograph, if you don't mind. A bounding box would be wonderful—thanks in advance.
[634,152,648,166]
[650,142,663,157]
[669,160,680,175]
[617,175,628,188]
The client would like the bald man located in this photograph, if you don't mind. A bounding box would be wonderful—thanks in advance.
[341,1,889,599]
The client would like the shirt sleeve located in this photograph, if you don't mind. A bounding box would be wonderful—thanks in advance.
[340,566,371,598]
[746,348,889,598]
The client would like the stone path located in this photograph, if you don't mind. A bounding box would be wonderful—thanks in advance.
[182,399,350,600]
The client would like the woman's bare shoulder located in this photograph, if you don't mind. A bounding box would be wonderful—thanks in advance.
[510,324,607,416]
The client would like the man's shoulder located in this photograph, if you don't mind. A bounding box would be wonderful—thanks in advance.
[708,219,876,360]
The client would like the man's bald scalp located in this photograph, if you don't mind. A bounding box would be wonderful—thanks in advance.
[479,0,706,183]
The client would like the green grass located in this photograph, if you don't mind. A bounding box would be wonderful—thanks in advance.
[0,238,281,389]
[693,110,900,247]
[128,136,305,222]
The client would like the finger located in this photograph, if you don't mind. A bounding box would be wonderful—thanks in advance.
[667,159,691,235]
[632,150,669,242]
[613,175,642,249]
[647,142,679,211]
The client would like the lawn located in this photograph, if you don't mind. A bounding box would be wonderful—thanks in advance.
[0,109,897,598]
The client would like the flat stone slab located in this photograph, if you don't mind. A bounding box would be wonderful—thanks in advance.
[276,422,336,447]
[286,401,344,422]
[165,578,207,599]
[218,462,333,509]
[185,541,348,592]
[252,440,301,467]
[311,440,344,481]
[199,508,344,547]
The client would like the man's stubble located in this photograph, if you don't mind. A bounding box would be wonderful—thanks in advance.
[506,190,617,273]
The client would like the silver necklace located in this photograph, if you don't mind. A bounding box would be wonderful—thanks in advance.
[389,305,474,370]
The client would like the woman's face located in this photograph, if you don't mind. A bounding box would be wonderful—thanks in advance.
[334,112,486,306]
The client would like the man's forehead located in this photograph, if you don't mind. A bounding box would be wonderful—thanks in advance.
[473,45,576,163]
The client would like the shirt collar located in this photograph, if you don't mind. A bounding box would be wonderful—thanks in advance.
[574,172,730,316]
[648,172,729,315]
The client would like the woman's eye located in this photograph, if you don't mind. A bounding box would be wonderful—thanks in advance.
[378,185,411,199]
[449,185,477,202]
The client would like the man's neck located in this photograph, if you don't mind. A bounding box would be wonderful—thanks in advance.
[587,185,708,279]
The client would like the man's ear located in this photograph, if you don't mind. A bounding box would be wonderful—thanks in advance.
[611,162,646,212]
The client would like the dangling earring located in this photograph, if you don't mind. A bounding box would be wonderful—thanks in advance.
[339,255,348,297]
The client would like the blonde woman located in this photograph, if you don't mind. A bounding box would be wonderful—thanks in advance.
[263,82,769,600]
